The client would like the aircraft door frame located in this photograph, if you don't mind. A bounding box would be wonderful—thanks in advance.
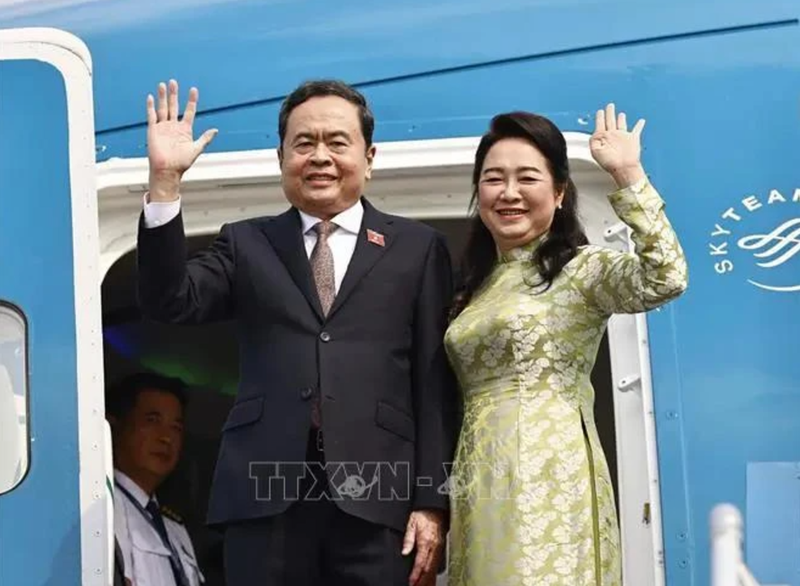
[0,27,110,586]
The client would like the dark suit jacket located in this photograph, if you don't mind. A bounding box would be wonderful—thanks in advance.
[136,197,459,532]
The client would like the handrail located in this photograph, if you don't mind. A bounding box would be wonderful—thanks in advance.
[710,503,762,586]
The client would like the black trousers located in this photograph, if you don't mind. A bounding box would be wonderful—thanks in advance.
[223,431,413,586]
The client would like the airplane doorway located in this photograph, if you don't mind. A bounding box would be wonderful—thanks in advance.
[96,133,663,586]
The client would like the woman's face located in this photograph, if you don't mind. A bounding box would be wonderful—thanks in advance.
[477,137,564,252]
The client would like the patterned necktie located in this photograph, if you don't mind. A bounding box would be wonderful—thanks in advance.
[310,220,338,316]
[309,220,337,430]
[146,500,187,586]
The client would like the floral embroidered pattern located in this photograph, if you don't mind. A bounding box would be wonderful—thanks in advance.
[444,181,687,585]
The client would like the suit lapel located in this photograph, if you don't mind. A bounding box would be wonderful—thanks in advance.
[328,199,395,319]
[261,208,325,320]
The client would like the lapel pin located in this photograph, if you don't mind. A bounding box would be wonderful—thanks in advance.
[367,229,385,247]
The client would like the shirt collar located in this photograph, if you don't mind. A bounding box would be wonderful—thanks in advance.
[498,231,548,263]
[114,469,153,508]
[298,199,364,236]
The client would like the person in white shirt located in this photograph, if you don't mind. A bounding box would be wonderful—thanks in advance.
[107,372,205,586]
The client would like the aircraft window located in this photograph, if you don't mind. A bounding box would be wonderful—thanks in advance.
[0,304,28,494]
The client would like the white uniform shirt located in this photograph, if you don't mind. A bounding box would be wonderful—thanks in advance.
[297,201,362,294]
[114,470,205,586]
[142,195,363,293]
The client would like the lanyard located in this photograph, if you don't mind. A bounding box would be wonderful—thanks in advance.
[115,481,189,586]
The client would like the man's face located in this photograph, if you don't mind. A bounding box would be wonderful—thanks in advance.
[279,95,376,219]
[113,389,184,490]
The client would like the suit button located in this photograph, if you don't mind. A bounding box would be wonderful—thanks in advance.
[300,388,313,400]
[320,331,331,342]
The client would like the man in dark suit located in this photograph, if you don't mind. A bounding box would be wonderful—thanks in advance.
[136,78,458,586]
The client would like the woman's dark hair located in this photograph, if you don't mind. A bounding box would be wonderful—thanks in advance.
[451,111,588,319]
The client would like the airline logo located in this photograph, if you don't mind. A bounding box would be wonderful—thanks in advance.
[709,188,799,293]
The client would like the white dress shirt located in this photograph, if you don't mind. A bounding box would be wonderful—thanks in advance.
[143,195,363,293]
[114,470,205,586]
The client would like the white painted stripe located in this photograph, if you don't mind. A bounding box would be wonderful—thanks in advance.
[94,132,607,278]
